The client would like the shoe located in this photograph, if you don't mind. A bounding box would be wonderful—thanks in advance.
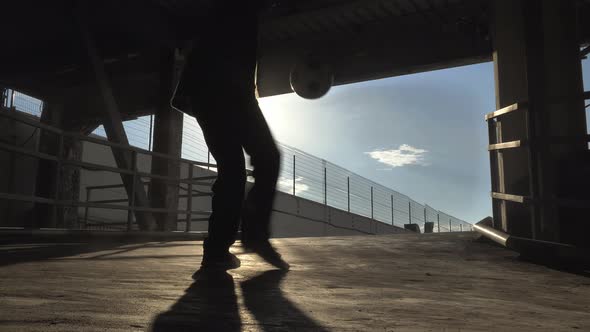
[201,251,241,271]
[243,240,290,271]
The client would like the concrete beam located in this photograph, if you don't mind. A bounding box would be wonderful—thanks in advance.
[257,3,493,97]
[77,7,156,231]
[149,49,184,232]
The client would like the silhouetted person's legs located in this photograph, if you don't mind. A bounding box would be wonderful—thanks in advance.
[241,96,281,245]
[192,99,247,258]
[239,97,289,270]
[191,88,288,270]
[179,2,288,270]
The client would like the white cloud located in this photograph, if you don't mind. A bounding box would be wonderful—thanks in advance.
[366,144,429,168]
[278,176,309,195]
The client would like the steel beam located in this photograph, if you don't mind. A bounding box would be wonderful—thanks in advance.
[76,5,155,231]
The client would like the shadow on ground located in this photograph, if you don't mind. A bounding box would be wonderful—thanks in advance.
[151,269,328,331]
[241,270,330,331]
[0,241,195,267]
[151,269,242,331]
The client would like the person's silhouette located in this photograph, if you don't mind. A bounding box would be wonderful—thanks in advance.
[174,2,289,270]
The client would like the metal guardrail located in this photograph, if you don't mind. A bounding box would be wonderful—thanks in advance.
[2,89,473,233]
[83,180,213,228]
[0,105,215,232]
[184,117,472,232]
[0,103,394,236]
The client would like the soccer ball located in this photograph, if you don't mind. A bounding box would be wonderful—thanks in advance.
[289,58,334,99]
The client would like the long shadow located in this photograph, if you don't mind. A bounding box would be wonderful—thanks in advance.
[0,242,125,267]
[516,255,590,278]
[241,270,329,332]
[150,269,241,331]
[0,241,195,267]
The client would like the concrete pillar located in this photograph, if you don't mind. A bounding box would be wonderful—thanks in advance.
[57,136,83,229]
[538,0,588,246]
[491,0,587,243]
[150,49,184,232]
[33,102,64,228]
[33,103,84,229]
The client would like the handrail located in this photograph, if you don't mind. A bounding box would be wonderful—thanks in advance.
[485,102,527,121]
[473,218,590,264]
[1,92,473,233]
[0,108,216,169]
[0,106,394,234]
[485,91,590,121]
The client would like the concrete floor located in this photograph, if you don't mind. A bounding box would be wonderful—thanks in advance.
[1,232,589,331]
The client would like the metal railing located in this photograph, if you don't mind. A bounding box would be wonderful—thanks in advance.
[0,103,395,236]
[82,180,214,230]
[0,104,214,232]
[2,89,44,117]
[274,144,472,232]
[92,115,473,233]
[3,89,473,233]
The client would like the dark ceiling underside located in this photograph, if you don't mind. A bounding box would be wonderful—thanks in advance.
[0,0,589,119]
[256,0,493,96]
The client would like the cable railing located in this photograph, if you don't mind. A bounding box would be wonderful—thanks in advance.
[3,89,473,233]
[0,106,389,235]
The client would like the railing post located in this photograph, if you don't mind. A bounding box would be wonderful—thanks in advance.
[207,150,210,170]
[324,167,327,205]
[424,207,427,225]
[83,187,91,229]
[347,176,350,212]
[52,134,65,227]
[10,89,15,109]
[0,88,5,107]
[148,114,153,151]
[449,219,452,232]
[391,195,394,225]
[408,201,412,224]
[186,163,193,232]
[127,150,137,231]
[293,155,296,196]
[460,224,463,232]
[370,186,374,219]
[437,213,441,233]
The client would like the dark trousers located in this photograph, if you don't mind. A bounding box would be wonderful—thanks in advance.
[190,93,281,253]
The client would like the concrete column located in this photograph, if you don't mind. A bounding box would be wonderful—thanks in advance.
[33,102,64,228]
[150,49,184,232]
[57,136,83,229]
[491,0,587,242]
[538,0,588,245]
[492,0,537,238]
[32,103,85,229]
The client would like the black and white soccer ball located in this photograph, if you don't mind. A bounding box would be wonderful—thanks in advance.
[289,58,334,99]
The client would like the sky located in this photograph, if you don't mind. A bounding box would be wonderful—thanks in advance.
[259,59,590,223]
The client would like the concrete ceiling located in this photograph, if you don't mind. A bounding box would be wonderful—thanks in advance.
[256,0,493,96]
[1,0,590,118]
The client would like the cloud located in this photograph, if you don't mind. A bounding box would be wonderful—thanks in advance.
[366,144,429,168]
[277,176,309,195]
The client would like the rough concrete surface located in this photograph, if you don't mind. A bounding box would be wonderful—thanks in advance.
[1,233,589,331]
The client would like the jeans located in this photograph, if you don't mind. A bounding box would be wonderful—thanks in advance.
[190,92,281,253]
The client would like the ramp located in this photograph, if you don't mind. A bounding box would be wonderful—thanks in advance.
[1,233,589,331]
